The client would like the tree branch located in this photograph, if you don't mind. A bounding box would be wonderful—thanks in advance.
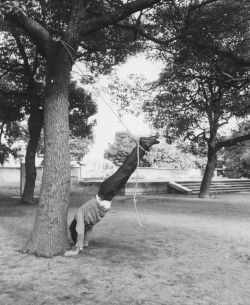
[218,117,230,128]
[186,39,250,68]
[216,133,250,150]
[116,22,181,45]
[78,0,162,37]
[2,2,54,58]
[0,71,9,79]
[218,69,249,82]
[11,30,32,75]
[188,0,220,12]
[184,130,207,142]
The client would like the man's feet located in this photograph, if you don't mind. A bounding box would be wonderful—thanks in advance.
[64,245,82,257]
[139,136,160,151]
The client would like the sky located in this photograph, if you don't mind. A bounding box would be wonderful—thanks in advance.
[82,54,163,161]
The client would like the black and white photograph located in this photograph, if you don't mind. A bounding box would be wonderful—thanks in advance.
[1,1,250,304]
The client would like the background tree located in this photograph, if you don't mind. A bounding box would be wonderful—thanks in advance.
[0,27,46,203]
[126,0,250,197]
[104,132,137,166]
[144,54,250,197]
[0,122,25,164]
[0,87,25,164]
[0,0,143,206]
[69,82,96,139]
[0,0,162,257]
[145,142,201,169]
[222,120,250,178]
[0,33,97,204]
[69,137,93,162]
[69,82,97,162]
[104,131,200,169]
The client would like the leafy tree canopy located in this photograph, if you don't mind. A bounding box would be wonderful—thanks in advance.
[0,87,26,164]
[222,120,250,177]
[143,57,250,145]
[0,0,147,165]
[104,131,201,169]
[141,0,250,151]
[104,131,136,166]
[69,81,97,139]
[69,137,93,162]
[106,73,149,115]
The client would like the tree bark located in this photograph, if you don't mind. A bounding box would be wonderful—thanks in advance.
[25,43,72,257]
[21,103,43,204]
[199,143,217,198]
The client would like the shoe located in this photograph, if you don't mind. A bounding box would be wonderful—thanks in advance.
[139,136,160,151]
[64,245,82,256]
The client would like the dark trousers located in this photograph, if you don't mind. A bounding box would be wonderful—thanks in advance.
[98,146,146,201]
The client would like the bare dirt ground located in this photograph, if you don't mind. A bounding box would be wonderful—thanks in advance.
[1,186,250,305]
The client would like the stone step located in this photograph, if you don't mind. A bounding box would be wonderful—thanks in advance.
[182,184,250,189]
[177,179,250,183]
[191,188,250,195]
[176,179,250,194]
[183,182,250,185]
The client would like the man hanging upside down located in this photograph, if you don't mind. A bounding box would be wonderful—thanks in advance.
[64,136,159,256]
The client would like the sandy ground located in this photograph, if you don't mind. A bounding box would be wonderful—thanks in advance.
[1,187,250,305]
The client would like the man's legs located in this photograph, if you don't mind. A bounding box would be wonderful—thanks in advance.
[83,226,93,247]
[65,212,85,256]
[98,136,159,201]
[69,218,77,244]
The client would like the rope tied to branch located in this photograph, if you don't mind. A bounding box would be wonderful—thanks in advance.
[59,39,146,228]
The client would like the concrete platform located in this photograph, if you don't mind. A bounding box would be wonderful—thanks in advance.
[79,178,250,196]
[79,180,170,196]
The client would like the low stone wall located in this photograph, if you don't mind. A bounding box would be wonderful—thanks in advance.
[130,167,203,181]
[79,180,170,196]
[122,181,169,195]
[0,164,202,196]
[1,165,202,185]
[0,165,80,187]
[0,167,21,185]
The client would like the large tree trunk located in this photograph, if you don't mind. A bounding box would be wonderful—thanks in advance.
[25,43,72,257]
[199,143,217,198]
[21,103,43,204]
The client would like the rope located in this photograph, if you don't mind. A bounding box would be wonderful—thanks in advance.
[132,141,147,228]
[93,87,138,140]
[60,40,139,141]
[59,39,146,228]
